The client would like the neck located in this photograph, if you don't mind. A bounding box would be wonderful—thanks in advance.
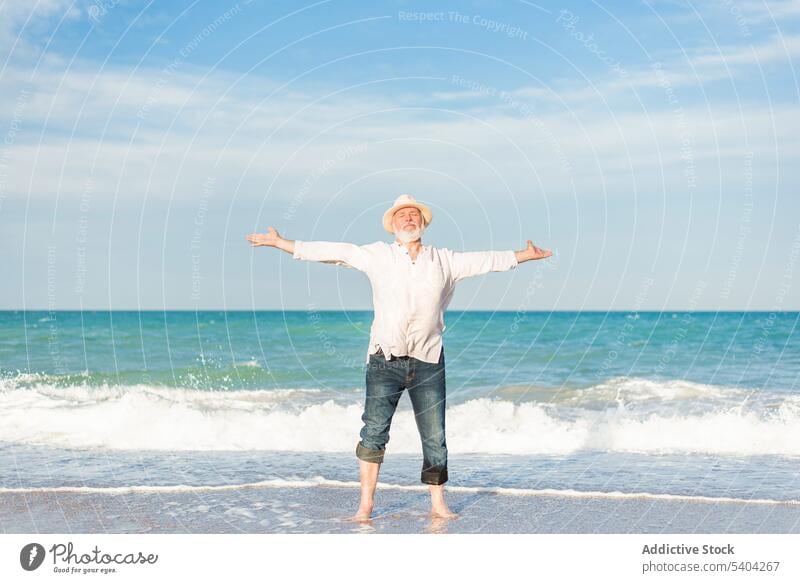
[396,238,422,251]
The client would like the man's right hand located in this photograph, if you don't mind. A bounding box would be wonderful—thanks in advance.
[246,226,282,247]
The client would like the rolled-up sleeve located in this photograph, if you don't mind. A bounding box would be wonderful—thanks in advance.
[449,249,518,283]
[292,240,374,273]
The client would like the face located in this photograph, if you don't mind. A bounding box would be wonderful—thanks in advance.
[392,206,424,234]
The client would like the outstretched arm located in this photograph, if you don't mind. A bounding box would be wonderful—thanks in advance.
[246,226,373,272]
[450,240,553,283]
[515,240,553,264]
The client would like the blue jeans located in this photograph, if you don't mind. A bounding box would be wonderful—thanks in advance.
[355,347,448,485]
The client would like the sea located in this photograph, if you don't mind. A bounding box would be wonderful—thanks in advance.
[1,310,799,529]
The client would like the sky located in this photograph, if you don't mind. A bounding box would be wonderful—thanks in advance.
[1,0,798,311]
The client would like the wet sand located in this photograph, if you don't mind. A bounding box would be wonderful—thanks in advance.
[2,483,799,534]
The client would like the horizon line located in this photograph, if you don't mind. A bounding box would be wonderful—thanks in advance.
[2,309,798,314]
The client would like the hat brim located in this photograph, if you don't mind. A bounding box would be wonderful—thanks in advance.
[382,202,433,234]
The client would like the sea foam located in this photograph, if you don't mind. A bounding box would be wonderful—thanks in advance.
[1,378,799,455]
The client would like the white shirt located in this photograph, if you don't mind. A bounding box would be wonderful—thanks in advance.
[292,240,519,364]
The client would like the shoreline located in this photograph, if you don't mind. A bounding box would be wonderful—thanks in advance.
[2,477,799,506]
[3,482,799,534]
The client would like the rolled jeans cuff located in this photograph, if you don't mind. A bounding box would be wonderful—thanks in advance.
[356,442,384,464]
[421,467,448,485]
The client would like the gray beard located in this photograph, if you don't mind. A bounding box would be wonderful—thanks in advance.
[395,225,424,243]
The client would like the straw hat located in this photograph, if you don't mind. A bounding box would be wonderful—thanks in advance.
[382,194,433,234]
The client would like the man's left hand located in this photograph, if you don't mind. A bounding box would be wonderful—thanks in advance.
[516,240,553,263]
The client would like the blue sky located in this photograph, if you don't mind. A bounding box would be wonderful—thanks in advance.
[1,0,798,310]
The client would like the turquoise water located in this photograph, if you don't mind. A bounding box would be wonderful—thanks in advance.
[1,310,798,504]
[3,310,797,391]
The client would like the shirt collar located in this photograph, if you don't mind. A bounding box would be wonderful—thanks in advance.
[393,241,428,255]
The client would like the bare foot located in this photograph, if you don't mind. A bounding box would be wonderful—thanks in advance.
[345,505,373,522]
[430,506,459,519]
[428,484,457,519]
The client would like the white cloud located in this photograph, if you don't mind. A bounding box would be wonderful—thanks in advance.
[1,4,795,219]
[3,52,795,214]
[520,32,799,105]
[0,0,78,56]
[690,33,800,67]
[725,0,800,23]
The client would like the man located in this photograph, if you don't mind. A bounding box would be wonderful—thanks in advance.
[247,194,552,520]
